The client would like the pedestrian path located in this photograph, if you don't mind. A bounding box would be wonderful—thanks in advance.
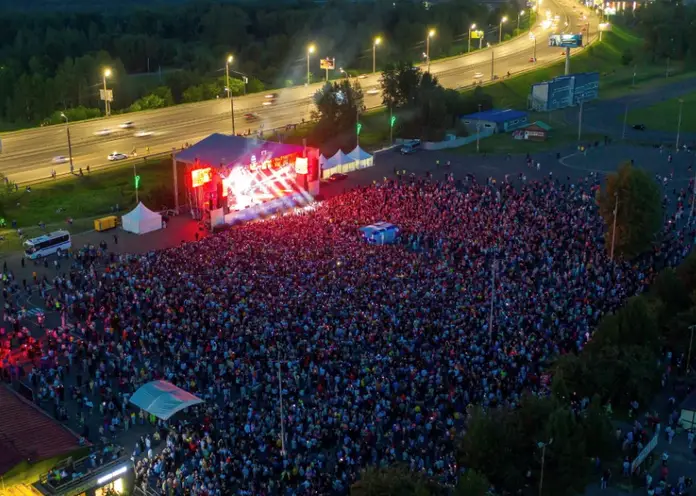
[24,307,44,317]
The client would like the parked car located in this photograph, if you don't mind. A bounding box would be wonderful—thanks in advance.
[400,139,421,155]
[329,173,348,181]
[632,124,646,131]
[107,152,128,161]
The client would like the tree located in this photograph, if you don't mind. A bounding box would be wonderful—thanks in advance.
[599,162,662,259]
[351,466,441,496]
[455,470,490,496]
[311,79,364,145]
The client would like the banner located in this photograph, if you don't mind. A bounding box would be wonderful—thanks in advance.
[99,89,114,102]
[548,34,583,48]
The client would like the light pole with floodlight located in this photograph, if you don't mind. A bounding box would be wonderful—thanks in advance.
[225,55,236,135]
[426,29,436,73]
[102,68,112,117]
[306,44,316,85]
[518,10,525,31]
[468,24,476,52]
[60,112,74,173]
[373,36,382,73]
[499,17,508,44]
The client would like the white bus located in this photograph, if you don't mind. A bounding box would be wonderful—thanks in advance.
[23,230,71,259]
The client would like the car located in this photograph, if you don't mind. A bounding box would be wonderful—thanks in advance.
[358,75,368,79]
[94,128,112,136]
[134,130,153,138]
[265,93,278,99]
[529,57,537,63]
[51,156,69,164]
[262,101,273,106]
[632,124,646,131]
[473,72,484,79]
[244,113,260,122]
[119,121,135,129]
[366,88,380,95]
[329,173,348,181]
[107,152,128,161]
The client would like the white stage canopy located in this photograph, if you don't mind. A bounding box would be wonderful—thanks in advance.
[347,146,373,169]
[129,380,204,420]
[121,202,163,235]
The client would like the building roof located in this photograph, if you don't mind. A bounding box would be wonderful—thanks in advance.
[176,133,309,167]
[527,121,553,131]
[461,109,528,123]
[0,386,82,476]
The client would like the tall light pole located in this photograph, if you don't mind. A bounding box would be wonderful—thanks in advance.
[306,44,316,85]
[538,439,553,496]
[622,103,628,140]
[517,10,525,31]
[225,55,236,135]
[531,33,537,62]
[676,98,684,152]
[426,29,436,73]
[577,100,585,141]
[60,112,74,174]
[102,68,112,117]
[499,16,508,44]
[610,192,619,261]
[468,24,476,52]
[687,325,696,376]
[373,36,382,73]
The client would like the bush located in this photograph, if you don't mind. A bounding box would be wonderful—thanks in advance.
[621,49,634,66]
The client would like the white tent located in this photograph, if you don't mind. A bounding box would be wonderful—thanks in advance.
[129,380,204,420]
[347,146,374,169]
[321,150,358,179]
[121,202,163,235]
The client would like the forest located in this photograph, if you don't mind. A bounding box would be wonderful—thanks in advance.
[0,0,520,128]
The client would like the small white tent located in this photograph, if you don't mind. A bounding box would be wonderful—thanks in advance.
[347,146,374,169]
[322,150,358,179]
[122,202,163,235]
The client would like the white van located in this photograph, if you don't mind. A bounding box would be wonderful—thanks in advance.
[400,139,421,155]
[23,230,71,259]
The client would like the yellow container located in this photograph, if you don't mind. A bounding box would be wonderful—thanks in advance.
[94,216,118,232]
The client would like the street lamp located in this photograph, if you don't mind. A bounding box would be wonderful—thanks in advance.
[676,98,684,152]
[225,55,236,135]
[499,17,508,44]
[339,67,348,78]
[468,23,477,52]
[530,33,537,62]
[306,44,316,85]
[518,10,525,30]
[60,112,74,174]
[102,68,112,117]
[537,439,553,496]
[373,36,382,73]
[426,28,436,73]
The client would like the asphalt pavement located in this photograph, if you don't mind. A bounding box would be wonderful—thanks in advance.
[0,0,596,184]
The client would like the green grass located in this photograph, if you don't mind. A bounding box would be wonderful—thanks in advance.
[1,447,90,487]
[626,90,696,133]
[0,157,173,252]
[460,26,687,109]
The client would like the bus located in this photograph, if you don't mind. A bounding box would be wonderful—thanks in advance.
[23,230,71,259]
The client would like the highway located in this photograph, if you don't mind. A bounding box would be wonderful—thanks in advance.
[0,0,596,184]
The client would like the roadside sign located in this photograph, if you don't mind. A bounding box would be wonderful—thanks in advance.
[99,89,114,102]
[320,58,336,70]
[548,33,583,48]
[0,138,3,154]
[471,30,484,39]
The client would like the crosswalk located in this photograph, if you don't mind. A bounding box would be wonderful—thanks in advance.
[24,308,44,317]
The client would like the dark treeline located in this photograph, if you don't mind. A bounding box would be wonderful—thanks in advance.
[0,0,525,128]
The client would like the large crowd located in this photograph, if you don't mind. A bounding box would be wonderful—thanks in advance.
[3,173,693,495]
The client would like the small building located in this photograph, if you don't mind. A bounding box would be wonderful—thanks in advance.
[460,109,529,134]
[512,121,552,142]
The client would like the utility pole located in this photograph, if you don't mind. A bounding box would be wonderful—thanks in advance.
[689,168,696,225]
[538,439,553,496]
[688,325,695,376]
[564,47,571,75]
[225,55,236,135]
[577,100,584,141]
[610,192,619,260]
[622,104,628,141]
[61,113,74,173]
[476,103,482,153]
[676,98,684,152]
[491,50,495,80]
[278,354,287,458]
[488,256,497,342]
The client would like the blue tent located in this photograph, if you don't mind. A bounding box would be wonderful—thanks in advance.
[359,222,399,245]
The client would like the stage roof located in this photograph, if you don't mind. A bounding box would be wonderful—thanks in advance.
[129,380,203,420]
[176,133,308,167]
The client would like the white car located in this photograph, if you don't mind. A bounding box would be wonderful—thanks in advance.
[94,128,112,136]
[119,121,135,129]
[366,88,380,95]
[107,152,128,161]
[262,101,273,106]
[134,130,153,138]
[473,72,484,79]
[51,156,69,164]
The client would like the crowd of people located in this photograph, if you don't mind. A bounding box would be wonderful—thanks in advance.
[3,172,694,495]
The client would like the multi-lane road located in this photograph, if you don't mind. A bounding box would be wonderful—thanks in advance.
[0,0,596,183]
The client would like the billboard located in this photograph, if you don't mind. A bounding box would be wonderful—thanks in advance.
[529,72,598,111]
[572,71,600,104]
[99,88,114,102]
[470,30,484,39]
[191,167,212,188]
[548,34,583,48]
[320,57,335,70]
